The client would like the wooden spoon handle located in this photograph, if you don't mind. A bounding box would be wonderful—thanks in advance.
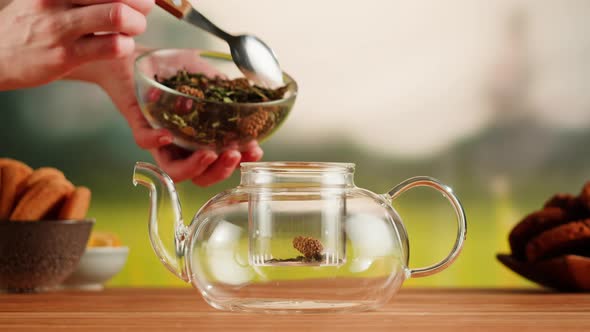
[155,0,192,19]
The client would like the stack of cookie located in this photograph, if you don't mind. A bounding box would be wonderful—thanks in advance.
[499,182,590,291]
[0,159,91,221]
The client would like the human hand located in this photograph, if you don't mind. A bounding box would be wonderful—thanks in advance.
[67,46,264,186]
[0,0,154,90]
[151,141,264,187]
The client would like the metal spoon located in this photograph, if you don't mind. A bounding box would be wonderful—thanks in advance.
[155,0,284,88]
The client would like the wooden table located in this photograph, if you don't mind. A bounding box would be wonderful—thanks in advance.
[0,288,588,331]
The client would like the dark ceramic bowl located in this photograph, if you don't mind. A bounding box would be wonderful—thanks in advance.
[0,220,94,292]
[497,253,590,292]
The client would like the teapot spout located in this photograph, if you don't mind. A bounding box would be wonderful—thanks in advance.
[133,162,189,282]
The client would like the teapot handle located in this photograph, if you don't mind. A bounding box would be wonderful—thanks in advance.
[384,176,467,278]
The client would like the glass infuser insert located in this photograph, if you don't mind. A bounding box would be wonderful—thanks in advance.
[248,189,347,266]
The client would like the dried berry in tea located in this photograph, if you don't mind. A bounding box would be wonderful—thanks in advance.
[293,236,324,259]
[266,236,325,264]
[238,110,274,138]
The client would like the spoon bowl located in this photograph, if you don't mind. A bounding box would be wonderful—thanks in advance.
[230,35,284,88]
[156,0,284,88]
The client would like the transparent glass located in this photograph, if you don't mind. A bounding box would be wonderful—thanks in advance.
[134,49,298,152]
[133,162,466,313]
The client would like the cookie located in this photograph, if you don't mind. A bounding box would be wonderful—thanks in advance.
[58,186,91,220]
[525,219,590,262]
[544,187,590,221]
[9,179,74,221]
[87,231,121,247]
[544,193,576,210]
[0,160,33,219]
[578,182,590,213]
[509,207,569,260]
[22,167,66,192]
[0,168,2,215]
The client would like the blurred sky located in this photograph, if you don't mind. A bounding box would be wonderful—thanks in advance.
[15,0,590,158]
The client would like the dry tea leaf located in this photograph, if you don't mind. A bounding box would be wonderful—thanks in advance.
[157,70,287,104]
[147,70,289,150]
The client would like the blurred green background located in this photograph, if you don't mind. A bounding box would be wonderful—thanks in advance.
[1,1,589,288]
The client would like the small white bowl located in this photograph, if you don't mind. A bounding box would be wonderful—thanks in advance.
[61,247,129,290]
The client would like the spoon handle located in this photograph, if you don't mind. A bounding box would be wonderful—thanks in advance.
[155,0,233,41]
[155,0,192,18]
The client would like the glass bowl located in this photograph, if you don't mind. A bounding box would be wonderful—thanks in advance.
[134,49,298,152]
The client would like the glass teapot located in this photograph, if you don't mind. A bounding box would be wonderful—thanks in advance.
[133,161,466,313]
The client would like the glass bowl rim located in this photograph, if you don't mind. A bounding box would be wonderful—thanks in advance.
[135,48,298,107]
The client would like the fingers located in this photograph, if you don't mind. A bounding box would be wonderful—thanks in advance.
[133,125,173,149]
[192,150,242,187]
[65,2,147,38]
[151,145,256,186]
[69,0,155,15]
[72,34,135,62]
[125,104,174,149]
[240,144,264,163]
[152,147,218,183]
